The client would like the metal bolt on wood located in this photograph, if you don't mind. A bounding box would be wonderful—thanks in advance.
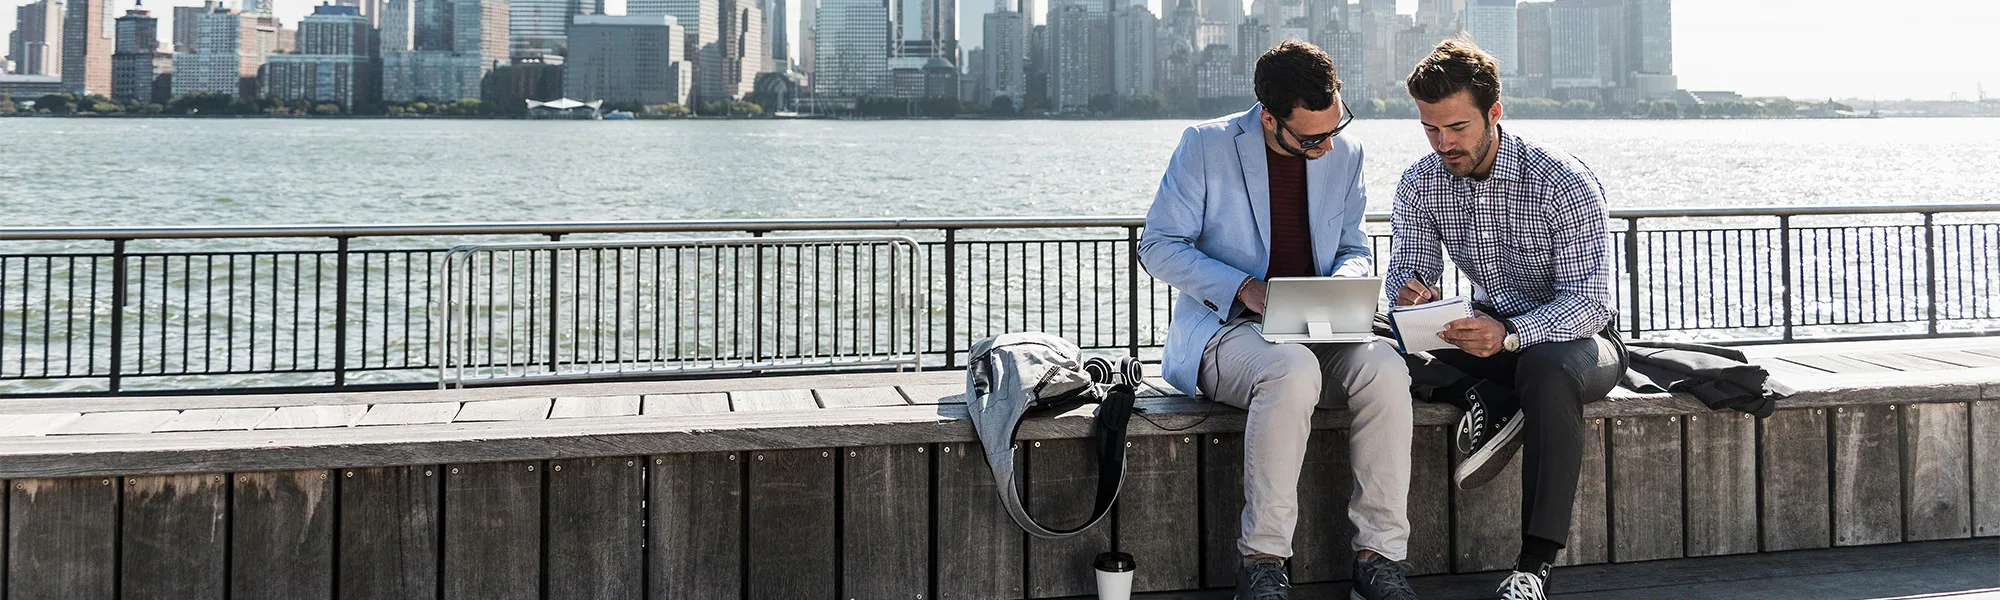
[655,459,664,465]
[943,446,952,453]
[451,468,460,474]
[822,451,830,458]
[1671,416,1678,422]
[102,479,110,486]
[1183,437,1192,443]
[527,465,535,471]
[1213,438,1220,444]
[757,455,765,461]
[626,460,635,467]
[1033,441,1041,448]
[424,470,433,477]
[916,447,924,453]
[850,451,859,457]
[346,471,354,478]
[239,477,247,483]
[729,455,738,461]
[553,465,562,472]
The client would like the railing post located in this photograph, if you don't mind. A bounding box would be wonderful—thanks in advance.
[753,230,764,364]
[108,239,126,395]
[1625,218,1641,339]
[1127,226,1140,357]
[1779,215,1794,341]
[1924,212,1938,335]
[943,228,957,368]
[333,237,350,387]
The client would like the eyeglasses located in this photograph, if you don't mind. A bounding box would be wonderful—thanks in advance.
[1276,100,1355,151]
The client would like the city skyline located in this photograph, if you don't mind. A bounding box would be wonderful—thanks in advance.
[5,0,1998,102]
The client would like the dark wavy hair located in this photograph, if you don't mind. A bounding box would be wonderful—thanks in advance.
[1406,36,1502,114]
[1254,40,1341,120]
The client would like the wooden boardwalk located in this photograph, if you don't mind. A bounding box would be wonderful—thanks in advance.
[0,336,1995,599]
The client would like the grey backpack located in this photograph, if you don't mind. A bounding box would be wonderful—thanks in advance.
[964,332,1137,539]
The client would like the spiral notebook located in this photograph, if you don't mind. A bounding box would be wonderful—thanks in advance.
[1387,296,1473,354]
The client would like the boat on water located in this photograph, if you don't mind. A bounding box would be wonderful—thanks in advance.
[604,110,636,120]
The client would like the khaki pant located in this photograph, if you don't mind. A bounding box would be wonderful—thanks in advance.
[1199,318,1415,560]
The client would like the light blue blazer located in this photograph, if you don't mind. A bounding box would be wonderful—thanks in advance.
[1138,104,1373,396]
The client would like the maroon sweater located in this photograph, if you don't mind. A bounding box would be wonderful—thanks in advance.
[1265,146,1315,278]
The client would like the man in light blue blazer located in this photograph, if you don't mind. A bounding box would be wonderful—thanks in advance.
[1139,41,1419,600]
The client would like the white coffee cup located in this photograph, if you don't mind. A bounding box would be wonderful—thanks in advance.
[1094,551,1136,600]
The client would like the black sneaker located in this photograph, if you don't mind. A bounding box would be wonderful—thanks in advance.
[1235,557,1291,600]
[1495,561,1552,600]
[1452,381,1524,490]
[1349,552,1419,600]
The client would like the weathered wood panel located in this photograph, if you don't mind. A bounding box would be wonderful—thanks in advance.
[900,383,968,405]
[549,396,641,418]
[1293,428,1355,584]
[817,386,910,408]
[1202,434,1246,588]
[7,477,116,600]
[52,410,178,435]
[747,449,837,600]
[732,389,820,411]
[155,408,275,432]
[1686,412,1758,557]
[356,402,462,426]
[0,413,81,437]
[257,405,366,429]
[1761,408,1832,551]
[1559,417,1609,567]
[842,444,930,598]
[1903,402,1972,541]
[230,470,334,600]
[1844,353,1961,372]
[1975,401,2000,538]
[649,452,743,598]
[1833,405,1903,547]
[339,466,439,599]
[443,461,542,600]
[1115,435,1200,592]
[1611,416,1683,562]
[547,457,644,599]
[454,398,553,422]
[936,441,1023,599]
[1408,425,1453,575]
[121,474,226,600]
[1025,438,1109,599]
[1453,448,1522,572]
[641,392,731,415]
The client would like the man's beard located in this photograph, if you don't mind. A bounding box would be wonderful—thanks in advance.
[1440,128,1494,178]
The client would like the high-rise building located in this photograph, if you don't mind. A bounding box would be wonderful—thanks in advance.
[173,7,266,99]
[1194,42,1242,100]
[263,5,377,111]
[1549,0,1615,97]
[762,0,787,69]
[1198,0,1242,48]
[565,14,692,105]
[1108,4,1154,98]
[1315,24,1363,99]
[798,0,815,75]
[61,0,113,95]
[1515,0,1551,98]
[714,0,763,100]
[112,2,169,105]
[1624,0,1672,98]
[511,0,602,58]
[1046,1,1107,112]
[455,0,510,63]
[981,8,1025,105]
[10,0,63,76]
[812,0,891,98]
[1416,0,1462,33]
[634,0,719,103]
[1156,0,1198,109]
[1462,0,1515,76]
[173,3,210,51]
[384,0,507,102]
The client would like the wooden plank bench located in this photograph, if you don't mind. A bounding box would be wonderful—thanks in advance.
[0,338,1996,599]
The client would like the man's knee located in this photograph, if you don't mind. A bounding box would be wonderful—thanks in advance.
[1254,344,1322,407]
[1516,340,1610,407]
[1343,342,1413,402]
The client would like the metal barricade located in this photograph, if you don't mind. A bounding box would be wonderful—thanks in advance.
[436,235,923,388]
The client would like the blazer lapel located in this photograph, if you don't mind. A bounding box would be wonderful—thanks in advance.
[1234,108,1271,255]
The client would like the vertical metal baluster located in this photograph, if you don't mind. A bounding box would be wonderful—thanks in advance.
[87,255,100,377]
[942,230,957,367]
[63,256,76,377]
[110,241,128,392]
[1779,216,1793,340]
[1924,214,1938,334]
[1624,219,1641,336]
[1128,227,1140,356]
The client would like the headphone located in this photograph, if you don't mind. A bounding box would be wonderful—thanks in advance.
[1082,355,1144,388]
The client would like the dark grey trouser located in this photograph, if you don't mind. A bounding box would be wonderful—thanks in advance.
[1416,330,1627,546]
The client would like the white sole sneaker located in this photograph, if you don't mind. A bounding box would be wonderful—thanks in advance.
[1454,412,1525,490]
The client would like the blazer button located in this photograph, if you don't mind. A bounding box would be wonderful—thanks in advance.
[1203,300,1218,311]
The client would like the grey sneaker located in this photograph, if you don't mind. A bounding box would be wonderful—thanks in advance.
[1495,562,1552,600]
[1350,552,1419,600]
[1235,557,1291,600]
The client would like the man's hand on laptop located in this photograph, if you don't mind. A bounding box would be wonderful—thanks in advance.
[1237,278,1268,314]
[1396,277,1439,306]
[1440,313,1507,357]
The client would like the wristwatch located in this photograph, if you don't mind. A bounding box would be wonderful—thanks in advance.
[1501,318,1521,353]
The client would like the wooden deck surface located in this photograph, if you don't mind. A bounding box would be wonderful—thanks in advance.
[1125,538,2000,600]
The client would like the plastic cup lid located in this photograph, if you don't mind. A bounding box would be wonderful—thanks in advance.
[1093,551,1136,572]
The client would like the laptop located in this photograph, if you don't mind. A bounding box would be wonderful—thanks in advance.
[1257,276,1383,344]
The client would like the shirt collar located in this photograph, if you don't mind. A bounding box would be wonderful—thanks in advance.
[1457,125,1524,183]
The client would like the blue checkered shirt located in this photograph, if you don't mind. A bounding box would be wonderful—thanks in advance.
[1383,129,1615,348]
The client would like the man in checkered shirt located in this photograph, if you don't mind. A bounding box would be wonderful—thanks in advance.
[1382,39,1629,600]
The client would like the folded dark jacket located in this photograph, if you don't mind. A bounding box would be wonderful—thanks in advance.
[1620,340,1794,418]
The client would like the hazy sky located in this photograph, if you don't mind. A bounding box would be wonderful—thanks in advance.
[6,0,1996,101]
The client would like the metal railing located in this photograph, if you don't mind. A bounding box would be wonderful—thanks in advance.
[1,203,1996,395]
[436,236,923,387]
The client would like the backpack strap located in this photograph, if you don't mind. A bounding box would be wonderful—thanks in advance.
[986,383,1137,539]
